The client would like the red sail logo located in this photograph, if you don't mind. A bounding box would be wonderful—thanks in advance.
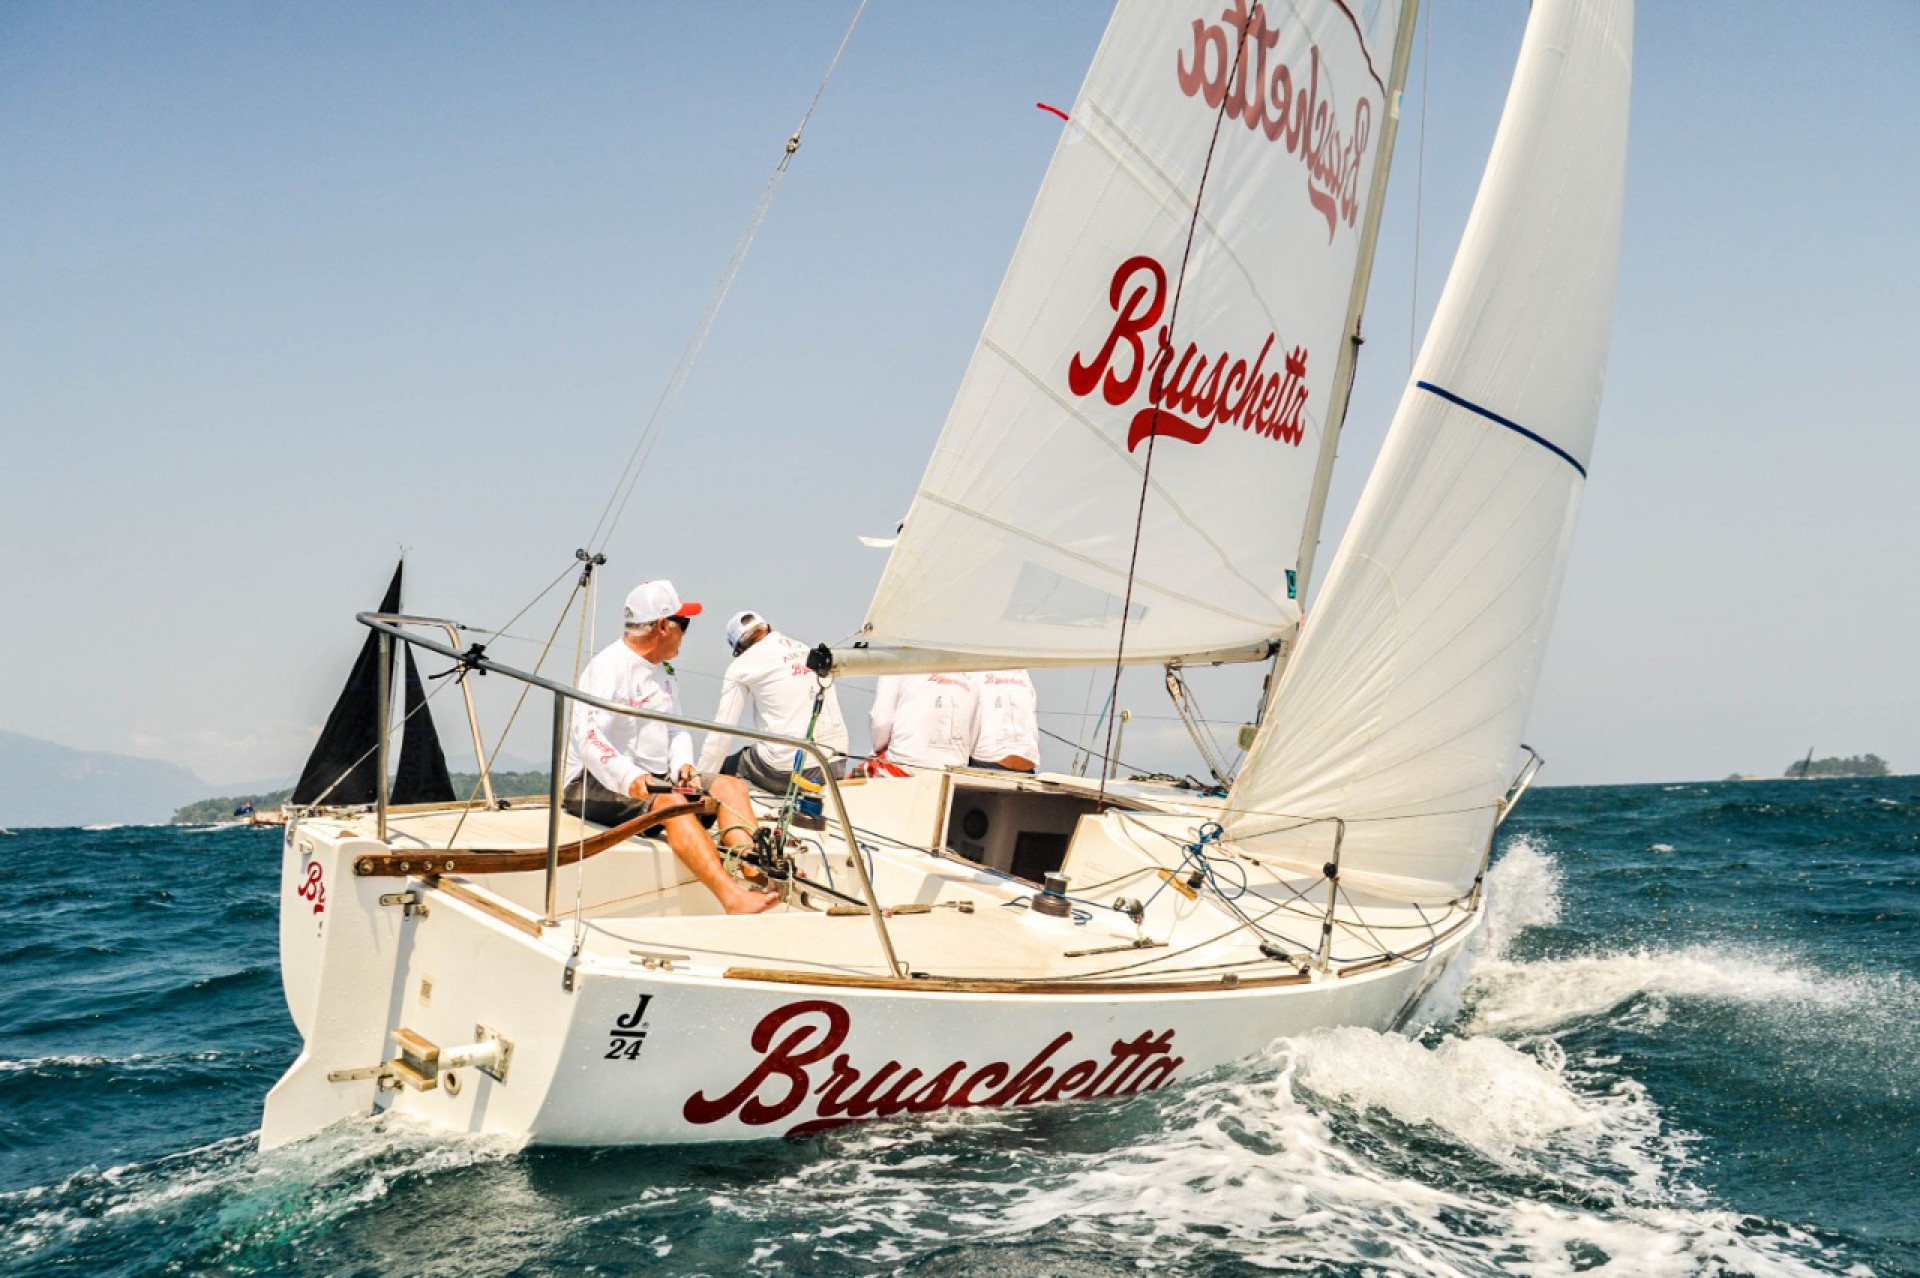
[1069,254,1310,452]
[1176,0,1375,240]
[683,999,1185,1137]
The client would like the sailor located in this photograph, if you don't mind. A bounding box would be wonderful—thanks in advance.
[967,670,1040,773]
[696,609,850,792]
[563,579,778,915]
[867,672,978,774]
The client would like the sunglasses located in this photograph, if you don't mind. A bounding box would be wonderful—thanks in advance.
[665,615,692,632]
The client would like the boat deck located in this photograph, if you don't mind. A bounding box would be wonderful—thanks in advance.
[566,834,1462,987]
[303,790,1470,989]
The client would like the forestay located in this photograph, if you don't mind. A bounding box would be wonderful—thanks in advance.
[836,0,1410,674]
[1225,0,1633,902]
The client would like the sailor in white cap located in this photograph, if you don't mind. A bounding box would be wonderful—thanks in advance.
[696,609,850,792]
[563,579,777,914]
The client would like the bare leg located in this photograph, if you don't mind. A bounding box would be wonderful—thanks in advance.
[650,794,778,915]
[708,774,760,852]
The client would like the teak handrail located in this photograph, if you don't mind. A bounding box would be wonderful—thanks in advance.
[350,798,714,877]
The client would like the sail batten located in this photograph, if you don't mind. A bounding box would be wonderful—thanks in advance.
[837,0,1414,676]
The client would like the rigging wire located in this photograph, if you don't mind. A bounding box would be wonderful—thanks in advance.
[1097,17,1253,808]
[582,0,870,557]
[567,567,603,948]
[443,570,590,849]
[446,0,868,834]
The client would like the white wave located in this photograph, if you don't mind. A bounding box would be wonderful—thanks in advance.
[0,1054,118,1074]
[731,1041,1832,1278]
[1465,946,1920,1039]
[2,1117,521,1265]
[1478,837,1562,959]
[1403,838,1561,1029]
[0,1051,240,1077]
[1298,1029,1616,1158]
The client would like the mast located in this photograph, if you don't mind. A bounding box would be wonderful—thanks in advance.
[1256,0,1424,720]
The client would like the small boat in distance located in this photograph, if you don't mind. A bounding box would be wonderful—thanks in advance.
[264,0,1632,1150]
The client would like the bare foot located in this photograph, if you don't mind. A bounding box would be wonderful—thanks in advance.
[723,886,781,915]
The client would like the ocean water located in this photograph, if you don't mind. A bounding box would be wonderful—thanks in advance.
[2,776,1915,1276]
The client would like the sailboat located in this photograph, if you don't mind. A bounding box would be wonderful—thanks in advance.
[262,0,1632,1149]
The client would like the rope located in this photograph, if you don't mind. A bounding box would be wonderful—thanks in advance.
[583,0,869,556]
[1099,14,1253,808]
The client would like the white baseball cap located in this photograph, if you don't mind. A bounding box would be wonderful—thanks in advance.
[624,579,703,626]
[725,610,768,653]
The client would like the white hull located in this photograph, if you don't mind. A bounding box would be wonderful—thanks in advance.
[263,771,1480,1150]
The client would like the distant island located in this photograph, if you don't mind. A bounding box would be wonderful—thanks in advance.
[171,770,553,823]
[1783,753,1890,780]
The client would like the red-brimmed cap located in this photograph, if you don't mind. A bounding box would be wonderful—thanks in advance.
[624,580,701,625]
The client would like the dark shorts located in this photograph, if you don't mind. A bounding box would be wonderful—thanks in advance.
[719,746,829,795]
[561,772,710,832]
[968,758,1037,774]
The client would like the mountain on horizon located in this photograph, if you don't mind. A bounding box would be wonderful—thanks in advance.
[0,730,208,828]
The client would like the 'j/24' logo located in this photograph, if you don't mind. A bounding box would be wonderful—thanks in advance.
[604,993,655,1062]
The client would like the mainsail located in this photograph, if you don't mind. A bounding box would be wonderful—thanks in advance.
[1225,0,1634,902]
[835,0,1413,674]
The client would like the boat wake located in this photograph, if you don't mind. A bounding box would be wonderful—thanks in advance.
[708,1029,1833,1277]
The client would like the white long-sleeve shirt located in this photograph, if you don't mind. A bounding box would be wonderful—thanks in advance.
[869,673,977,771]
[968,670,1039,765]
[695,630,850,775]
[565,639,693,796]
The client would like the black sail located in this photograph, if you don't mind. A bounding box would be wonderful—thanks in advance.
[291,559,459,807]
[291,563,403,805]
[393,644,455,803]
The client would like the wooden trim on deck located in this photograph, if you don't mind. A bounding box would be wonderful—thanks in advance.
[424,874,547,939]
[351,799,713,877]
[723,965,1311,996]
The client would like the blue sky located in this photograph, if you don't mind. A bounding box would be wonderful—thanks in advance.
[2,2,1915,788]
